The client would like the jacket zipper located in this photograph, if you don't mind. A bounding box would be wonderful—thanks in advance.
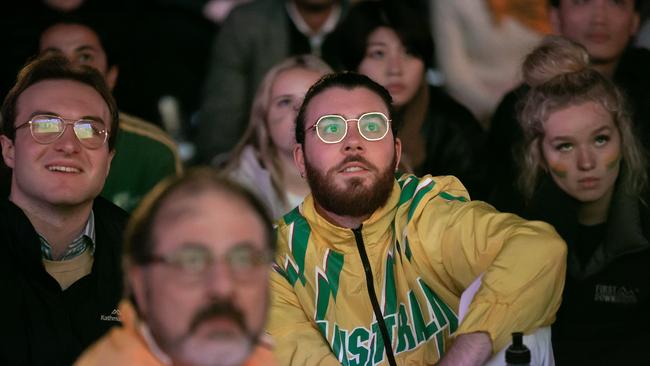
[353,226,397,366]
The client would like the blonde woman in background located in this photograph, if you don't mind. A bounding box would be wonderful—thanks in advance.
[222,55,332,219]
[517,36,649,364]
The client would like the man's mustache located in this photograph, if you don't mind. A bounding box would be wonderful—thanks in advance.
[189,300,246,334]
[332,155,378,173]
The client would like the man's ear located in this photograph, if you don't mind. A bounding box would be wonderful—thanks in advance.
[293,143,306,178]
[106,65,119,91]
[0,135,16,169]
[128,265,148,317]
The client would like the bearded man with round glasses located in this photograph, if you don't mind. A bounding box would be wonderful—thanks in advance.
[268,72,568,365]
[0,55,128,365]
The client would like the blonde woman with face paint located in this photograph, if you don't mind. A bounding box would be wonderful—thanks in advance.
[222,55,332,220]
[517,36,650,365]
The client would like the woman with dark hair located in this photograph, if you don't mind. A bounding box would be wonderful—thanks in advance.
[337,1,487,198]
[518,36,650,364]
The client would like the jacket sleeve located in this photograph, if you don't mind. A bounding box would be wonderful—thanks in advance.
[414,185,567,352]
[267,269,341,366]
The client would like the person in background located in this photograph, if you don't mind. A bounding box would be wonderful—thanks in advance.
[486,0,648,214]
[0,0,135,109]
[38,14,182,212]
[197,0,347,162]
[223,55,331,220]
[0,55,127,366]
[432,0,550,126]
[338,1,487,198]
[516,35,650,364]
[267,71,566,365]
[75,167,276,366]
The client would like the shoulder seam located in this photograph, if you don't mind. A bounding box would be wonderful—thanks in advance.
[119,113,182,172]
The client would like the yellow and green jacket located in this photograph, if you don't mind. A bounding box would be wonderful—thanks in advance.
[269,174,566,365]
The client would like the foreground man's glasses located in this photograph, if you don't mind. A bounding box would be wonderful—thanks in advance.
[309,111,391,144]
[14,114,108,149]
[145,243,272,283]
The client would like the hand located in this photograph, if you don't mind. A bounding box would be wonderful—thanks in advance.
[437,332,492,366]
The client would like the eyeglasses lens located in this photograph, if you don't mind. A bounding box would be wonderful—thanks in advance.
[317,116,347,143]
[165,244,269,283]
[31,117,63,143]
[30,115,106,148]
[358,113,388,141]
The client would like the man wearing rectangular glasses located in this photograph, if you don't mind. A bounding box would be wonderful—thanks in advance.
[0,55,128,365]
[38,15,182,213]
[268,72,568,365]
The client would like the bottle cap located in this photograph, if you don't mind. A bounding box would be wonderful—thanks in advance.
[505,332,531,364]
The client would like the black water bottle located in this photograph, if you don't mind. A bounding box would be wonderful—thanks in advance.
[505,332,530,366]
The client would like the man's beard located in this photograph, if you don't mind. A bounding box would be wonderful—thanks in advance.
[305,153,396,218]
[152,298,259,366]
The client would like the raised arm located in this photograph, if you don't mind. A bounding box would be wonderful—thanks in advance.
[447,201,565,351]
[414,190,566,354]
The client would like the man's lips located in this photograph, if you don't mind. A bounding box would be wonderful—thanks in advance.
[333,156,377,176]
[45,163,82,173]
[339,163,370,173]
[194,316,243,336]
[192,316,246,339]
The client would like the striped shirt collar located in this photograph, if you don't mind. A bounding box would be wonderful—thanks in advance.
[39,210,96,261]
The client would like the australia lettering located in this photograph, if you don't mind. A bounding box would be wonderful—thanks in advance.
[314,250,458,365]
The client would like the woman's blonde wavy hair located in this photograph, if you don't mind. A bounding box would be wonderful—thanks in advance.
[517,36,647,199]
[224,55,332,205]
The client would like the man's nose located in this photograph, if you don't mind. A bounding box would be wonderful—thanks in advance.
[341,121,365,153]
[53,124,81,154]
[204,262,235,299]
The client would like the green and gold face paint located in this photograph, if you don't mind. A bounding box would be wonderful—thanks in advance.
[605,152,621,172]
[548,162,568,179]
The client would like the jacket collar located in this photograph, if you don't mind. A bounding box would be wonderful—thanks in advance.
[297,180,401,254]
[527,174,650,278]
[583,183,650,277]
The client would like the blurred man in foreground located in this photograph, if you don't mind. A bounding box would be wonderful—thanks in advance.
[76,167,276,366]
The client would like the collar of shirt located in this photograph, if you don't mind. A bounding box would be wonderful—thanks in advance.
[285,2,341,56]
[139,322,172,365]
[39,210,96,261]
